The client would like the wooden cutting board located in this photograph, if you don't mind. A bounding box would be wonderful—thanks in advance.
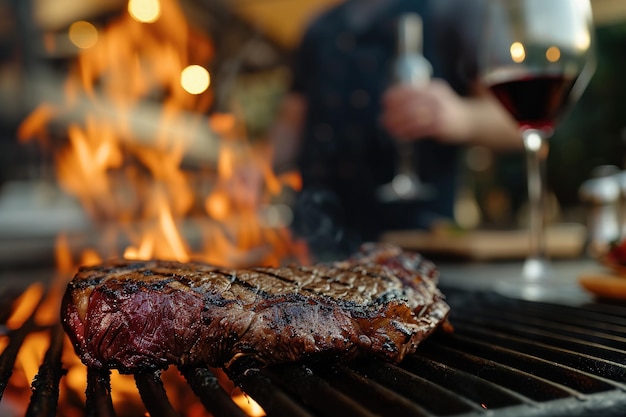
[380,223,586,261]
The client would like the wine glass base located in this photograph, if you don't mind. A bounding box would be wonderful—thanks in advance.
[376,173,436,202]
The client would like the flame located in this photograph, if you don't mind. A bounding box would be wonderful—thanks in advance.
[16,332,49,388]
[232,390,265,417]
[6,284,44,330]
[19,0,307,267]
[210,369,266,417]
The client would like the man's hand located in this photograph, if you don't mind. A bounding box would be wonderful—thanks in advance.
[381,79,470,143]
[381,79,522,151]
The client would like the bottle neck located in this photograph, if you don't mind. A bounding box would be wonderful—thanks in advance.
[394,13,432,85]
[397,13,423,56]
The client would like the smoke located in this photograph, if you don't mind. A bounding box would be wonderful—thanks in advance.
[290,187,361,261]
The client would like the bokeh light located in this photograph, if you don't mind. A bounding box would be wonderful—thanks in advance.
[180,65,211,95]
[68,21,98,49]
[510,42,526,63]
[128,0,161,24]
[575,31,591,51]
[546,46,561,63]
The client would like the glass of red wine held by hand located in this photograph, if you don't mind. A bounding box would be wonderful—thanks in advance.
[480,0,595,299]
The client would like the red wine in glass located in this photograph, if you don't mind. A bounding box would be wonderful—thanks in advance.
[479,0,595,301]
[488,73,577,129]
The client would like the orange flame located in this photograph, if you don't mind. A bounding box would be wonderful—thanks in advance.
[18,0,307,268]
[6,284,44,330]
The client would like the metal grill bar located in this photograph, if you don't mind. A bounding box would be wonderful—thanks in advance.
[25,323,65,417]
[181,367,249,417]
[86,368,116,417]
[491,301,626,328]
[417,341,573,402]
[448,321,626,383]
[457,308,626,349]
[433,333,617,394]
[232,368,315,417]
[452,314,626,364]
[401,355,527,410]
[266,363,394,417]
[452,296,626,333]
[517,306,626,336]
[314,364,432,417]
[351,360,483,415]
[577,302,626,318]
[134,371,179,417]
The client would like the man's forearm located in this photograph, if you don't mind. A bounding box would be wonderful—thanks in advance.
[462,94,523,151]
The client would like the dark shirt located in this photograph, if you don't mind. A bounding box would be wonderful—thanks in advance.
[289,0,482,256]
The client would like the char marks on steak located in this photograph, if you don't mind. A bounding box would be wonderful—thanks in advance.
[61,243,450,372]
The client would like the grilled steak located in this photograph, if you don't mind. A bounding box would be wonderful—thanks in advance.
[62,243,450,372]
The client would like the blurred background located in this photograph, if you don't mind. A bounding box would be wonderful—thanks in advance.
[1,0,626,267]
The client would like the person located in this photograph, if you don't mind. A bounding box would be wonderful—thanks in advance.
[265,0,522,259]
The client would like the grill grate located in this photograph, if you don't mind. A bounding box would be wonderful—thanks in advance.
[2,286,626,416]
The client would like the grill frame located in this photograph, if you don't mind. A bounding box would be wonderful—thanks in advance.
[2,282,626,417]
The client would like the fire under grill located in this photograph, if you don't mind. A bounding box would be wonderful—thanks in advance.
[2,284,626,417]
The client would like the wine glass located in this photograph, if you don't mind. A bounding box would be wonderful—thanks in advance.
[479,0,595,299]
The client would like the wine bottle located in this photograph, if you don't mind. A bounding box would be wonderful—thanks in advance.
[393,13,432,86]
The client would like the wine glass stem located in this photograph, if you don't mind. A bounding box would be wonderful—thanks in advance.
[397,141,416,175]
[523,129,549,274]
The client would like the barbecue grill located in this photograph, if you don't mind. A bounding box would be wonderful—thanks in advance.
[1,277,625,417]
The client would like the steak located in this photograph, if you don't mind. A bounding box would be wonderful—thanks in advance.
[61,243,450,373]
